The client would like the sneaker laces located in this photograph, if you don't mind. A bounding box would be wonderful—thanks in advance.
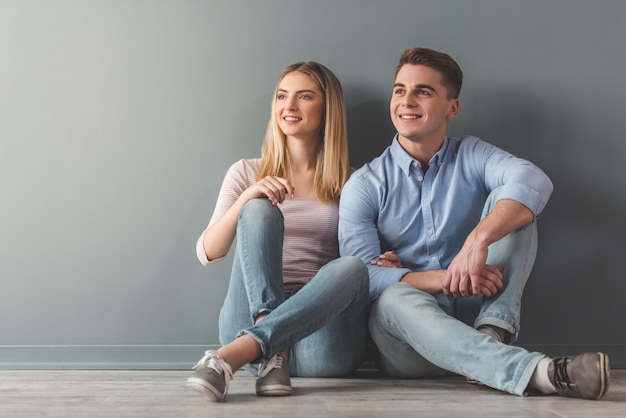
[192,350,234,381]
[258,354,284,378]
[552,357,574,390]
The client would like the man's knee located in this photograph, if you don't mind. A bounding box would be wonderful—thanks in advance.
[482,186,504,216]
[375,282,430,311]
[370,283,420,328]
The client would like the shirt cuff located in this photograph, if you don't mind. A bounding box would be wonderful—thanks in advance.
[196,230,224,266]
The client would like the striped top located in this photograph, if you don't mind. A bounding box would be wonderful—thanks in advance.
[196,158,340,286]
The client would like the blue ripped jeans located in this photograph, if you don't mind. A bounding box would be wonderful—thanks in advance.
[369,188,546,396]
[218,199,370,377]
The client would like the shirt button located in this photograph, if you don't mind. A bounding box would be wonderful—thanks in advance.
[423,198,429,204]
[427,229,433,235]
[431,257,437,262]
[418,176,423,181]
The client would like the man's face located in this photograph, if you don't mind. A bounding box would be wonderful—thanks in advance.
[390,64,459,145]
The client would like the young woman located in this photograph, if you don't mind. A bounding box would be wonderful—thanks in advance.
[186,62,371,402]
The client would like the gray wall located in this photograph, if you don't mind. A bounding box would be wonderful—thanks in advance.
[1,0,625,369]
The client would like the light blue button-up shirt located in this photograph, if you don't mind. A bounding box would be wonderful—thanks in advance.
[339,135,553,301]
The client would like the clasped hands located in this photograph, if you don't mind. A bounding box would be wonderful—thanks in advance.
[371,249,504,299]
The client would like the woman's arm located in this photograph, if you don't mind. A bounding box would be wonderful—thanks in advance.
[200,161,295,262]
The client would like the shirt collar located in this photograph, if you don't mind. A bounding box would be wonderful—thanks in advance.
[390,135,449,176]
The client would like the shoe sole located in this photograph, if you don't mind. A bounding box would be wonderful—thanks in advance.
[595,352,610,400]
[465,377,485,386]
[186,378,225,402]
[256,384,293,396]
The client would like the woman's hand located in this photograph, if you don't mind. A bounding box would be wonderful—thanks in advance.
[245,176,295,205]
[371,251,403,268]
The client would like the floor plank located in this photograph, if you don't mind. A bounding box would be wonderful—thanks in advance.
[0,369,624,417]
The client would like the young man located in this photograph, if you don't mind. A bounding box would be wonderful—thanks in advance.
[338,47,610,399]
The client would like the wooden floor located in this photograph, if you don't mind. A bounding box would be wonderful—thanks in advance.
[1,369,624,417]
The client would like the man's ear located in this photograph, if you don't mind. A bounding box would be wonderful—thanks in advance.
[447,99,460,120]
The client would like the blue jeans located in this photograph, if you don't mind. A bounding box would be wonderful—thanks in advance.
[369,188,546,396]
[218,199,370,377]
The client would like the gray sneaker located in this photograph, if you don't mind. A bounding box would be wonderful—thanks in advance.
[186,350,233,402]
[255,353,292,396]
[549,352,610,400]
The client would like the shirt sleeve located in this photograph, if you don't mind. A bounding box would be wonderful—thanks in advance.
[471,139,554,218]
[196,229,213,266]
[196,159,258,266]
[339,173,411,301]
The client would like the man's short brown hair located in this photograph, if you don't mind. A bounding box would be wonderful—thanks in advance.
[395,47,463,99]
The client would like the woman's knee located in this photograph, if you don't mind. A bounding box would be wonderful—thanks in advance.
[319,256,369,297]
[240,198,283,221]
[330,256,368,282]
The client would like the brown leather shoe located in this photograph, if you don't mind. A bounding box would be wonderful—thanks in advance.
[548,352,610,400]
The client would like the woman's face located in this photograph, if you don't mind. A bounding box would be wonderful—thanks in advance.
[275,72,325,141]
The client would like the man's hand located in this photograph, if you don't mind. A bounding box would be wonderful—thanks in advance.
[443,236,503,298]
[371,251,403,268]
[443,199,533,298]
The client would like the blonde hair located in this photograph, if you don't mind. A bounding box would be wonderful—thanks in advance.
[256,62,350,203]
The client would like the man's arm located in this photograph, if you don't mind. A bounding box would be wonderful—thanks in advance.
[339,169,505,300]
[398,270,447,294]
[338,175,412,301]
[444,199,533,298]
[441,138,554,298]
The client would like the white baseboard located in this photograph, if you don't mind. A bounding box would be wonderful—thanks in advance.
[0,344,219,370]
[1,344,624,369]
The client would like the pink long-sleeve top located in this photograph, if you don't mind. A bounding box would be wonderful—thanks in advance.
[196,158,340,286]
